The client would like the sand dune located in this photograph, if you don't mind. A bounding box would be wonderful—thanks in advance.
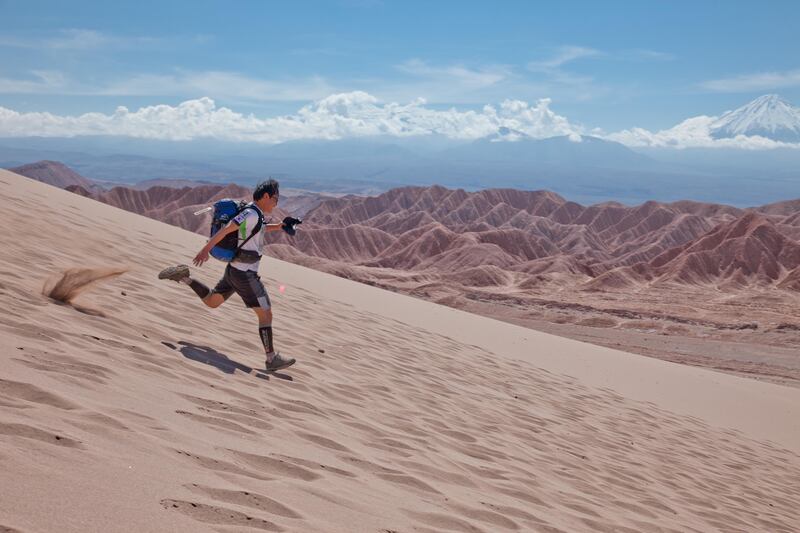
[1,169,800,532]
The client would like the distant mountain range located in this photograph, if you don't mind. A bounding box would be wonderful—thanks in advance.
[2,95,800,205]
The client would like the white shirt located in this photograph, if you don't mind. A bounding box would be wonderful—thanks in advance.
[230,205,265,272]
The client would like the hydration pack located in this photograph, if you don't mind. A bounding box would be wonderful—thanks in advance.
[209,199,264,262]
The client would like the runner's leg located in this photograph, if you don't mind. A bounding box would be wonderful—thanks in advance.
[226,266,293,369]
[202,292,227,308]
[254,307,275,354]
[202,264,235,308]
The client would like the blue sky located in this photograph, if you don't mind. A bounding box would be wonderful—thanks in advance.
[1,0,799,134]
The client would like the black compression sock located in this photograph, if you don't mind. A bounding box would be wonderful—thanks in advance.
[259,325,274,354]
[188,279,210,299]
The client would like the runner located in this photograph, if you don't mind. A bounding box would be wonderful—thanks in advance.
[158,179,300,371]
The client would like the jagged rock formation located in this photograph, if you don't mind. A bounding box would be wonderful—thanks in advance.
[265,185,800,292]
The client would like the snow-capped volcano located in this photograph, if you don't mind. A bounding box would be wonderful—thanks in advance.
[710,94,800,142]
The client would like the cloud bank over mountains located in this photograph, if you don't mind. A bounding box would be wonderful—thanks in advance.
[0,92,578,143]
[0,91,798,149]
[606,116,787,149]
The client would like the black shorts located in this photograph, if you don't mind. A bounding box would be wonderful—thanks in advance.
[211,264,271,310]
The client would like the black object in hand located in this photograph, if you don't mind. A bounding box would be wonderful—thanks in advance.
[282,216,302,236]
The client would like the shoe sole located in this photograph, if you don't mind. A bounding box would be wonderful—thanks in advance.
[158,265,190,280]
[266,359,296,372]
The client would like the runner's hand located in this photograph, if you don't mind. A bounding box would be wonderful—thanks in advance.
[193,248,210,266]
[282,216,302,236]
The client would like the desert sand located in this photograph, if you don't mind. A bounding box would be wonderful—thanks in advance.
[1,168,799,532]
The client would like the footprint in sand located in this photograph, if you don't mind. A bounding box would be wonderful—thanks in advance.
[402,509,486,533]
[185,483,304,519]
[439,429,478,443]
[395,459,477,488]
[173,449,273,482]
[474,500,543,523]
[272,400,324,416]
[0,422,84,449]
[180,394,269,418]
[174,409,258,436]
[296,431,351,452]
[159,499,282,531]
[269,453,357,478]
[375,472,442,495]
[66,412,131,439]
[337,455,404,476]
[15,355,113,386]
[446,501,521,530]
[228,450,322,481]
[0,379,79,410]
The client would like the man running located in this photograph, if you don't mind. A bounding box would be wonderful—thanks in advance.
[158,179,298,371]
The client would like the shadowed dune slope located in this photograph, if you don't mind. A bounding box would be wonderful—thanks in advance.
[1,170,800,533]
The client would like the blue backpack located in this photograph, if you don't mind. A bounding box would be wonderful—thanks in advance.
[209,199,264,262]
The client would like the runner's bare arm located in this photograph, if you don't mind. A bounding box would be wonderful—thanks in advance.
[193,221,239,266]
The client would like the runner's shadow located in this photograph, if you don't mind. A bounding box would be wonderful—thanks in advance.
[173,341,293,381]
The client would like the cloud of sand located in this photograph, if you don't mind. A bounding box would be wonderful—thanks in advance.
[43,267,128,316]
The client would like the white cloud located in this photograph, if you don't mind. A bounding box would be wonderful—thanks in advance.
[47,29,110,50]
[396,59,512,89]
[627,49,675,61]
[0,53,601,107]
[528,46,602,71]
[0,92,583,142]
[0,69,337,103]
[522,46,606,99]
[2,91,795,149]
[0,29,155,51]
[289,46,345,56]
[0,70,67,93]
[99,71,336,102]
[700,69,800,93]
[604,115,798,149]
[0,63,530,105]
[0,64,546,107]
[530,46,674,70]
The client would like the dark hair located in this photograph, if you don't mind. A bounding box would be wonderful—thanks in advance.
[253,178,279,201]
